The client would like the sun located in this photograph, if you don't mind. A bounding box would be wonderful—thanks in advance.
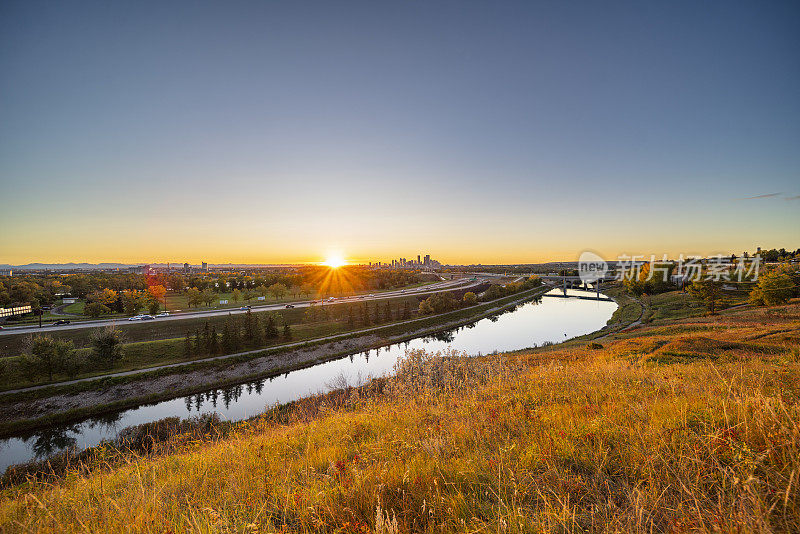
[322,253,346,268]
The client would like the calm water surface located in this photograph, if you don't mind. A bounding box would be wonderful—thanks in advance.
[0,289,616,472]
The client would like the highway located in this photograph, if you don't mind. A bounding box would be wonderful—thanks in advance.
[0,278,486,336]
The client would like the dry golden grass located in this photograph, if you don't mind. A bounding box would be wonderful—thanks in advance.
[1,301,798,533]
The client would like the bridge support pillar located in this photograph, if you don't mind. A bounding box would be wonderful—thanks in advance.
[562,278,567,296]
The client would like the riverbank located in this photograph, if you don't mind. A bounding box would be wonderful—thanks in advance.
[0,286,553,437]
[2,291,797,531]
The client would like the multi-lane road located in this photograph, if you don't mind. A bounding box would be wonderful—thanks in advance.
[0,278,486,336]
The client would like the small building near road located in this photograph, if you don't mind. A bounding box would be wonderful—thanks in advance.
[0,304,32,319]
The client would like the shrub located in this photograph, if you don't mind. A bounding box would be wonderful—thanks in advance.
[90,326,125,368]
[418,292,458,315]
[84,302,110,318]
[389,349,510,395]
[749,271,795,306]
[20,335,75,381]
[689,279,724,314]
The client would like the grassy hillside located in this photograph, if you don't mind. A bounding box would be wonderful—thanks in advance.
[1,296,798,532]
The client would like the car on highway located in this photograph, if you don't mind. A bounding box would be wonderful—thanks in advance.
[155,312,170,317]
[51,319,71,326]
[369,294,375,297]
[128,315,143,321]
[327,297,336,302]
[239,305,251,310]
[140,314,155,320]
[285,304,295,308]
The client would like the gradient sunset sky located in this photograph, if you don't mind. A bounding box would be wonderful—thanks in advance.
[1,1,798,265]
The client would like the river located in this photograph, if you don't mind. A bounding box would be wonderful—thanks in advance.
[0,288,616,472]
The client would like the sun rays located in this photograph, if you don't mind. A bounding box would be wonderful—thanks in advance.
[322,254,346,268]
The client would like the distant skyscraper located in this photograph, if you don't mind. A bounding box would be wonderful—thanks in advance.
[417,255,421,265]
[202,262,208,272]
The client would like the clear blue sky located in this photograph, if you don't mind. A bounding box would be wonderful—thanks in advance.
[1,1,798,264]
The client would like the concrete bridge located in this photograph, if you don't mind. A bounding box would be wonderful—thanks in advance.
[536,274,616,301]
[460,271,617,301]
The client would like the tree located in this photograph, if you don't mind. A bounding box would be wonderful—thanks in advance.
[689,279,724,314]
[269,283,287,301]
[463,292,477,305]
[216,277,228,293]
[232,289,242,303]
[265,315,280,340]
[184,332,192,358]
[147,285,167,308]
[147,299,160,315]
[749,271,795,306]
[84,302,110,318]
[201,290,215,307]
[167,274,186,292]
[256,285,269,300]
[22,335,74,381]
[300,283,314,298]
[222,322,234,352]
[90,326,125,368]
[283,324,292,340]
[303,303,328,323]
[210,327,220,355]
[193,329,203,355]
[419,292,457,314]
[186,288,202,308]
[229,318,241,350]
[419,299,433,315]
[250,315,263,346]
[203,321,211,352]
[243,310,257,345]
[122,290,143,315]
[524,275,543,288]
[623,263,675,296]
[402,301,411,320]
[87,288,117,306]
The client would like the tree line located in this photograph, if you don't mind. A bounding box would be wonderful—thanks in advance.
[9,327,125,384]
[183,311,291,358]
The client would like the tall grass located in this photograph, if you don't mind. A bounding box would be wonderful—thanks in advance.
[1,302,798,532]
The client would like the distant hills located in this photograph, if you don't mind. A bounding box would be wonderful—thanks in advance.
[0,263,138,271]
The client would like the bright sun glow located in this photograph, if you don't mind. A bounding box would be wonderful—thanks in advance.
[322,254,346,268]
